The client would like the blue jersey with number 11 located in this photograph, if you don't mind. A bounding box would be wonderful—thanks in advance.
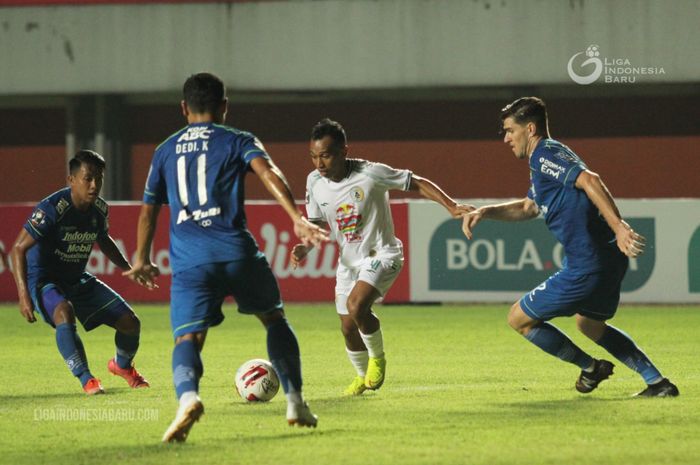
[144,122,268,273]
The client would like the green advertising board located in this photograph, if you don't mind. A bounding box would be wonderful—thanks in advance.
[429,218,655,292]
[689,226,700,293]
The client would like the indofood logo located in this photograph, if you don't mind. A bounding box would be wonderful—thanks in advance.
[428,218,655,292]
[567,44,666,85]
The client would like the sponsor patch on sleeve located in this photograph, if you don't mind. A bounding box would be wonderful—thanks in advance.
[30,208,47,227]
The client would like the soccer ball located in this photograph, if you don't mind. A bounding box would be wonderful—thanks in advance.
[234,359,280,402]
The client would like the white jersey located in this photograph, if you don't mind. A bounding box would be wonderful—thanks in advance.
[305,158,412,267]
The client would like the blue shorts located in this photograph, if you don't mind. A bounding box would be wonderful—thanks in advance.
[170,252,283,338]
[519,257,628,322]
[31,273,130,331]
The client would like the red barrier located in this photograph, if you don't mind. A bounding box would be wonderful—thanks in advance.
[0,202,410,304]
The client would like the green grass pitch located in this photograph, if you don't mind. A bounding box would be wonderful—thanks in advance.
[0,303,698,465]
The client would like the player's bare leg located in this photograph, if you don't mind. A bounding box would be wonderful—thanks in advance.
[576,314,678,397]
[257,310,317,427]
[347,281,386,390]
[339,314,368,395]
[163,331,206,443]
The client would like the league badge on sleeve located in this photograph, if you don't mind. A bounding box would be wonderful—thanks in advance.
[30,209,47,228]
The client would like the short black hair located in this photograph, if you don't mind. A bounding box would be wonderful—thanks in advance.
[310,118,347,149]
[500,97,550,137]
[69,150,105,175]
[183,72,226,114]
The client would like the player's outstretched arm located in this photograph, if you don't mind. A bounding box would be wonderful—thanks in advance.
[122,204,161,287]
[290,244,309,269]
[575,170,645,257]
[290,220,328,269]
[99,234,157,289]
[9,229,37,323]
[462,198,538,240]
[250,157,329,248]
[409,175,475,218]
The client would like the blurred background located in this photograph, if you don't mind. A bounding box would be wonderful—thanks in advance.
[1,0,698,202]
[1,0,698,303]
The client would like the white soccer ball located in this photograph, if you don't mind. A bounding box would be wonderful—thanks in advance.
[235,359,280,402]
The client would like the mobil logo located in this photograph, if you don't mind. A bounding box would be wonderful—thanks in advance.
[428,218,654,292]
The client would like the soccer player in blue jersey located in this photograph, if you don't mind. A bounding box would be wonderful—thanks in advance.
[10,150,151,395]
[126,72,329,443]
[462,97,678,397]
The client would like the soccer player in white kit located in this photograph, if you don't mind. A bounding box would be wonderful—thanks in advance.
[291,119,473,395]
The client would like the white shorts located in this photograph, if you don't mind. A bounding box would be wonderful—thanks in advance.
[334,249,404,315]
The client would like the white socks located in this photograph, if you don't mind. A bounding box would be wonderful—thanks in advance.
[359,329,384,358]
[179,390,199,408]
[346,348,369,376]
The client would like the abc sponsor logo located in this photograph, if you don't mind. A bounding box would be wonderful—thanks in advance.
[428,218,655,292]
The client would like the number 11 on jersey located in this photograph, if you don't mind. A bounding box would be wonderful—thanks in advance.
[177,154,208,207]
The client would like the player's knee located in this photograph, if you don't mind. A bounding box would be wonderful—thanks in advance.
[117,312,141,334]
[257,309,285,328]
[175,331,206,350]
[340,318,357,339]
[345,296,367,320]
[507,302,531,335]
[52,302,75,325]
[576,315,606,341]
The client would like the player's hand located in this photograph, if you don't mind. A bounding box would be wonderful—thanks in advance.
[294,217,330,248]
[614,220,646,258]
[18,296,36,323]
[123,261,160,289]
[449,203,476,219]
[461,208,484,240]
[290,244,310,269]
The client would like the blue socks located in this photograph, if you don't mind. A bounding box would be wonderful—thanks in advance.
[266,318,302,394]
[595,325,662,384]
[115,332,140,369]
[55,323,93,386]
[524,322,594,370]
[172,339,203,399]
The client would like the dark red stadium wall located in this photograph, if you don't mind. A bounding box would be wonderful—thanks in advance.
[0,106,66,202]
[2,95,699,202]
[0,147,66,202]
[129,136,700,201]
[125,94,700,200]
[8,136,696,203]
